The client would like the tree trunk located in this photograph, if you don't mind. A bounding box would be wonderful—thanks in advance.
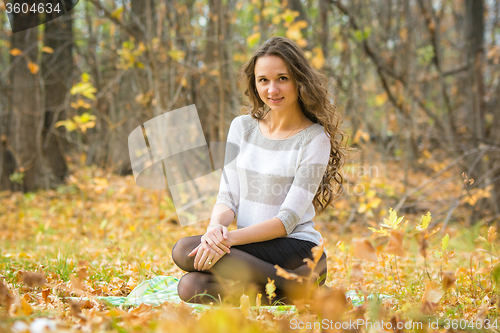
[41,12,73,183]
[319,0,329,60]
[3,7,44,191]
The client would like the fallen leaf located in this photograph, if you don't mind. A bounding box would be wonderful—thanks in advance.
[303,258,316,271]
[255,293,261,312]
[351,263,364,282]
[422,280,444,304]
[275,265,303,283]
[353,238,378,262]
[22,271,46,288]
[77,266,89,280]
[385,230,405,257]
[0,280,13,311]
[311,239,324,263]
[67,298,91,320]
[129,302,152,315]
[240,294,251,317]
[42,288,50,304]
[311,287,347,320]
[21,297,33,316]
[421,300,438,314]
[442,271,456,291]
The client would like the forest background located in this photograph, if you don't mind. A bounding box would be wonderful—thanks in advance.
[1,0,500,332]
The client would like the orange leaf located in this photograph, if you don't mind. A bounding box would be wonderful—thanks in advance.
[21,297,33,316]
[311,239,324,263]
[352,238,378,262]
[275,264,303,283]
[488,226,497,243]
[27,61,39,74]
[10,48,22,56]
[41,46,54,53]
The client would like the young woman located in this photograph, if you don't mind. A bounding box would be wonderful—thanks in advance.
[171,36,346,304]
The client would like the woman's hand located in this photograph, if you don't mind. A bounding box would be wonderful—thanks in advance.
[200,225,231,255]
[188,243,225,271]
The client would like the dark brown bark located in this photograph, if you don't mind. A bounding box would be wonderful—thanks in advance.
[41,12,73,183]
[3,6,42,191]
[319,0,329,60]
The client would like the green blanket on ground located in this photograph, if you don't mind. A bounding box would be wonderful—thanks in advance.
[70,275,392,315]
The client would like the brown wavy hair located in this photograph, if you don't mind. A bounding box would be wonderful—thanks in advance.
[240,36,347,213]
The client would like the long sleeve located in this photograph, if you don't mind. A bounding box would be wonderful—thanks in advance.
[275,132,331,235]
[215,117,242,217]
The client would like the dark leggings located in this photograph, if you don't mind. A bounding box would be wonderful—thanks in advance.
[171,235,327,305]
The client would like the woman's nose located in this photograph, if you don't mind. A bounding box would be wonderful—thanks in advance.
[268,82,279,94]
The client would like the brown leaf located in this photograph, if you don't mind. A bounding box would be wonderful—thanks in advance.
[351,263,364,282]
[422,280,444,304]
[78,260,90,268]
[421,301,438,314]
[442,271,456,291]
[77,267,89,280]
[311,287,347,320]
[21,271,46,288]
[0,280,13,311]
[67,298,90,320]
[390,315,404,333]
[418,232,428,258]
[70,273,84,295]
[353,238,378,262]
[274,265,303,283]
[42,288,51,305]
[385,230,405,257]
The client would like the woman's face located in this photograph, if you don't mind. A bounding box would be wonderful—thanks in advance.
[254,55,301,115]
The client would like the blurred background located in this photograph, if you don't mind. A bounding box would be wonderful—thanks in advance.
[0,0,499,228]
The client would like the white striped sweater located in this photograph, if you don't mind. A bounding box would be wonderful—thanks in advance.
[215,115,331,245]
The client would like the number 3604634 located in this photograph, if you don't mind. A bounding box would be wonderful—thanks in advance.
[5,2,61,14]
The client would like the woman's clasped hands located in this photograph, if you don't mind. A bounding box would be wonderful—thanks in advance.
[188,225,231,271]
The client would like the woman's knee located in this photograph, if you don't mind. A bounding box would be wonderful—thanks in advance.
[177,272,210,303]
[171,236,201,271]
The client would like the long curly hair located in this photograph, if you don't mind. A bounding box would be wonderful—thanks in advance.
[239,36,347,213]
